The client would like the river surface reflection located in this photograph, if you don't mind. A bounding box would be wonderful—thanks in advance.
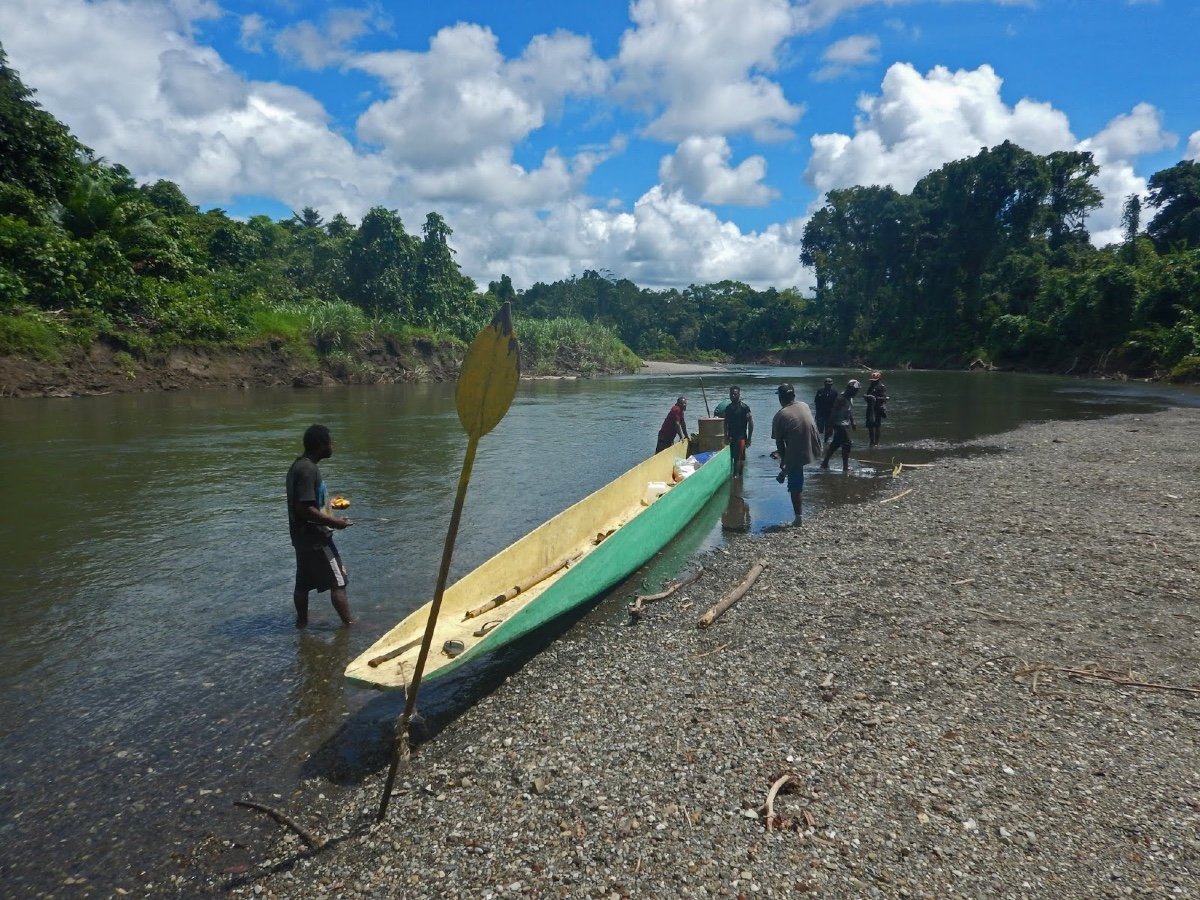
[1,368,1196,893]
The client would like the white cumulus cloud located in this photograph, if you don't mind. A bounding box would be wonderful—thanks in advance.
[352,23,608,186]
[274,8,387,70]
[659,137,779,206]
[804,62,1179,248]
[813,34,880,81]
[1187,131,1200,161]
[1078,103,1176,245]
[806,63,1075,200]
[615,0,803,140]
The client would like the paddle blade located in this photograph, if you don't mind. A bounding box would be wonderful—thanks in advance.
[456,302,520,438]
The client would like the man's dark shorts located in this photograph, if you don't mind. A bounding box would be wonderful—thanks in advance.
[294,541,348,593]
[786,466,805,493]
[829,425,852,453]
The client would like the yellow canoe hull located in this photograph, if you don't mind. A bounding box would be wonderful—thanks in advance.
[345,443,729,690]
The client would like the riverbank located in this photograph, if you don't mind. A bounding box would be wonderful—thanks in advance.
[637,360,731,376]
[231,407,1199,898]
[0,339,655,399]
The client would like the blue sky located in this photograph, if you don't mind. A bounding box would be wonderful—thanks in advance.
[2,0,1197,291]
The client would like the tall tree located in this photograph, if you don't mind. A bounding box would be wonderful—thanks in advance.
[0,44,85,202]
[1146,160,1200,250]
[345,207,419,317]
[293,207,324,229]
[1044,150,1102,249]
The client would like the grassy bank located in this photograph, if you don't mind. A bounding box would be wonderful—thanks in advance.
[0,306,642,397]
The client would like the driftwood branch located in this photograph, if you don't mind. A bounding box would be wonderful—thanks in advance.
[698,559,765,629]
[856,459,934,469]
[879,487,914,505]
[763,773,799,832]
[629,566,705,619]
[692,641,732,660]
[234,799,325,849]
[1013,662,1200,697]
[465,553,580,619]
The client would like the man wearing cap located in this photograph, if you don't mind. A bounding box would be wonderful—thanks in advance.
[820,380,860,472]
[813,377,838,444]
[770,383,822,526]
[721,385,753,477]
[864,371,889,448]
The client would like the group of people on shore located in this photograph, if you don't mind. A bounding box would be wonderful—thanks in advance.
[656,372,890,526]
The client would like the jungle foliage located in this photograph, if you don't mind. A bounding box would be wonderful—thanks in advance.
[797,143,1200,377]
[2,44,1198,380]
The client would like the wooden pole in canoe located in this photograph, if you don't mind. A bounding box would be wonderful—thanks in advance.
[464,552,581,619]
[377,303,520,822]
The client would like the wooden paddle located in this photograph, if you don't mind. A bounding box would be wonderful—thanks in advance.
[378,302,520,821]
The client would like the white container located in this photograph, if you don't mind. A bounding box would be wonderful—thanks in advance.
[642,480,671,506]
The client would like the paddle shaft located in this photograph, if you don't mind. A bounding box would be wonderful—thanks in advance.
[378,436,479,820]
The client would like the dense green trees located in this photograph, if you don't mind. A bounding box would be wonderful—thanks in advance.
[0,46,510,366]
[799,142,1199,377]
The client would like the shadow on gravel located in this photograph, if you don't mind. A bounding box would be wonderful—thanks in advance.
[297,603,601,787]
[297,486,733,787]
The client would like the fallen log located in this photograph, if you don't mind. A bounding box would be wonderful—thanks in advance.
[698,559,765,628]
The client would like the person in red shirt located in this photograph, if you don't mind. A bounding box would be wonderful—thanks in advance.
[655,396,689,453]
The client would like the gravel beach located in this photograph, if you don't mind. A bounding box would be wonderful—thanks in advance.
[235,406,1199,899]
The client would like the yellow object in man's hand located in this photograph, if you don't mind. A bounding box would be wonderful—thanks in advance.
[331,496,351,510]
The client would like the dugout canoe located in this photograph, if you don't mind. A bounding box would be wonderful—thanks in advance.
[345,442,730,690]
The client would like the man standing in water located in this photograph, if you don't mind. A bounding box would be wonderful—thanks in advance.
[864,371,889,448]
[286,424,354,628]
[770,383,822,526]
[813,377,838,443]
[820,380,860,473]
[722,385,753,477]
[656,396,689,453]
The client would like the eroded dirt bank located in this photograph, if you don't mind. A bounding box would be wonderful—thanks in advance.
[0,338,466,398]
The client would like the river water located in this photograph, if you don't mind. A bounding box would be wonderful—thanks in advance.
[1,368,1196,894]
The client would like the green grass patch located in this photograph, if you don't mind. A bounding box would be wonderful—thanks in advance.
[517,317,640,375]
[0,309,68,361]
